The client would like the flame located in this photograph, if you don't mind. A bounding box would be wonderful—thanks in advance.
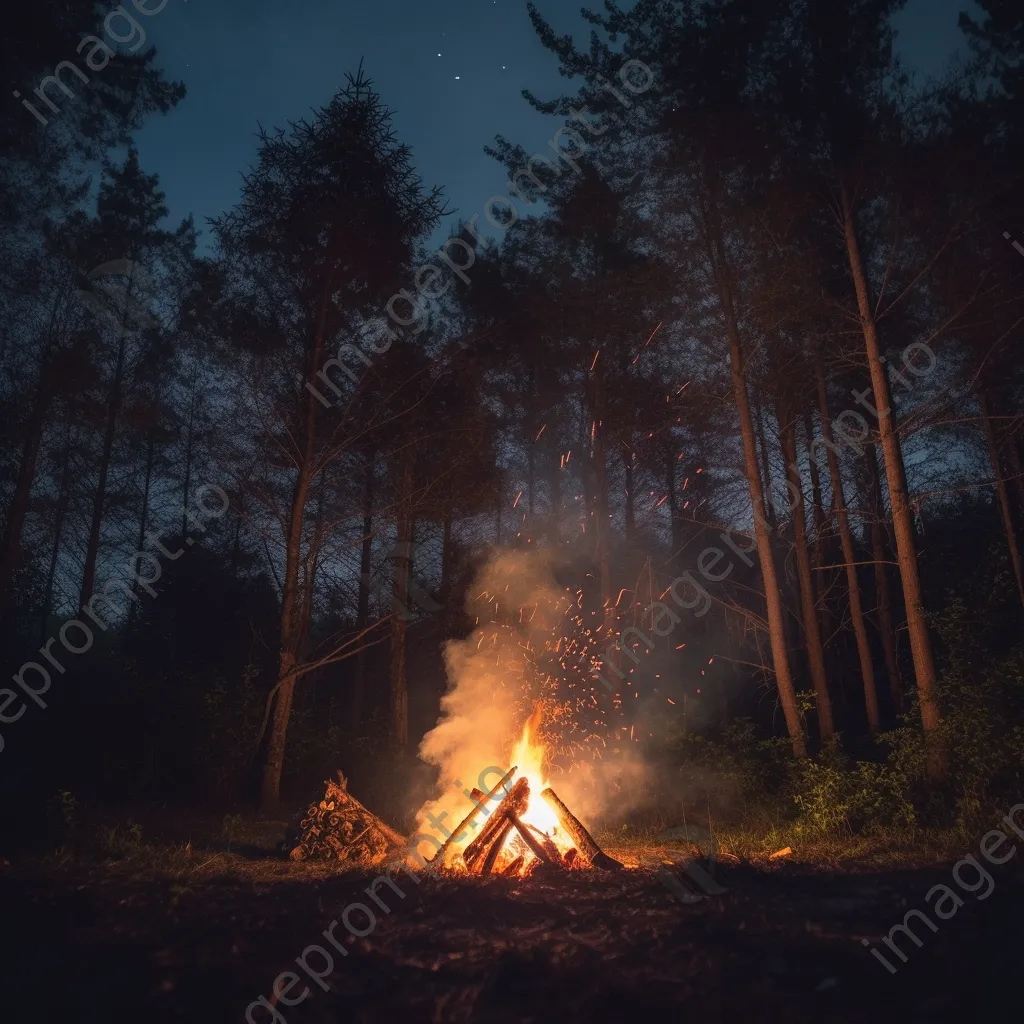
[464,705,576,874]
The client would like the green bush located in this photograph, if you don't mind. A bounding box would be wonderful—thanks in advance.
[790,740,916,838]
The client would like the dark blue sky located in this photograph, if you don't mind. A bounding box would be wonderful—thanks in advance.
[132,0,979,252]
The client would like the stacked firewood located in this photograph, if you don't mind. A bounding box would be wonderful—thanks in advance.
[431,766,623,876]
[289,771,407,866]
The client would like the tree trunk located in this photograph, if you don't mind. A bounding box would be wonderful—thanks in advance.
[0,356,56,611]
[866,442,901,711]
[754,399,776,529]
[260,275,334,811]
[816,358,880,733]
[780,409,834,739]
[709,218,805,755]
[181,375,198,538]
[390,453,414,747]
[40,399,77,640]
[841,184,943,771]
[80,333,128,606]
[128,423,157,626]
[980,389,1024,611]
[1005,424,1024,512]
[802,410,834,645]
[351,456,375,731]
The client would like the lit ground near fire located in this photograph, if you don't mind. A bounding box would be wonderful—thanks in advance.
[2,812,1021,1023]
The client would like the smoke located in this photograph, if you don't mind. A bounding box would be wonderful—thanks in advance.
[414,546,654,848]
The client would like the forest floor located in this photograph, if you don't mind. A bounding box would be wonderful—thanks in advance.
[1,808,1022,1023]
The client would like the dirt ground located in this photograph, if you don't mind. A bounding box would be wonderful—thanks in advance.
[2,813,1021,1023]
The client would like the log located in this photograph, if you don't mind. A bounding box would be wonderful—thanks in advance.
[479,818,514,876]
[463,777,530,870]
[289,771,407,865]
[501,854,524,876]
[525,821,563,864]
[431,766,516,866]
[540,786,622,870]
[508,812,560,867]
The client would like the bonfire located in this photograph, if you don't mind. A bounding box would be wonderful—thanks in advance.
[430,707,623,877]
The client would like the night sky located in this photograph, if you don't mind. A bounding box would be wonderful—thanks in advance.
[133,0,977,252]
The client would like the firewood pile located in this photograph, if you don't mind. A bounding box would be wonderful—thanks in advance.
[432,765,623,876]
[289,771,406,866]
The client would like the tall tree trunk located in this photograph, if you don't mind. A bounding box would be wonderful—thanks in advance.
[79,333,128,605]
[816,359,880,734]
[754,399,776,529]
[351,456,375,731]
[390,452,414,747]
[1005,425,1024,512]
[0,357,56,611]
[260,276,334,811]
[980,389,1024,610]
[128,423,157,626]
[40,399,77,641]
[181,375,198,538]
[802,410,834,645]
[866,442,901,711]
[841,184,943,771]
[708,215,805,756]
[780,408,834,739]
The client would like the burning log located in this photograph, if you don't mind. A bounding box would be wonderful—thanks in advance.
[524,820,563,864]
[479,818,514,876]
[540,787,622,870]
[508,812,561,867]
[463,777,530,870]
[501,854,524,876]
[432,766,516,866]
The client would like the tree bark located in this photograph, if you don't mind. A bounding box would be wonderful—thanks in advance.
[980,389,1024,611]
[709,220,805,755]
[815,359,880,733]
[779,409,834,739]
[840,184,943,771]
[351,456,375,730]
[802,410,833,643]
[260,273,334,811]
[866,442,902,711]
[80,332,128,606]
[390,452,414,748]
[0,355,56,612]
[40,399,77,640]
